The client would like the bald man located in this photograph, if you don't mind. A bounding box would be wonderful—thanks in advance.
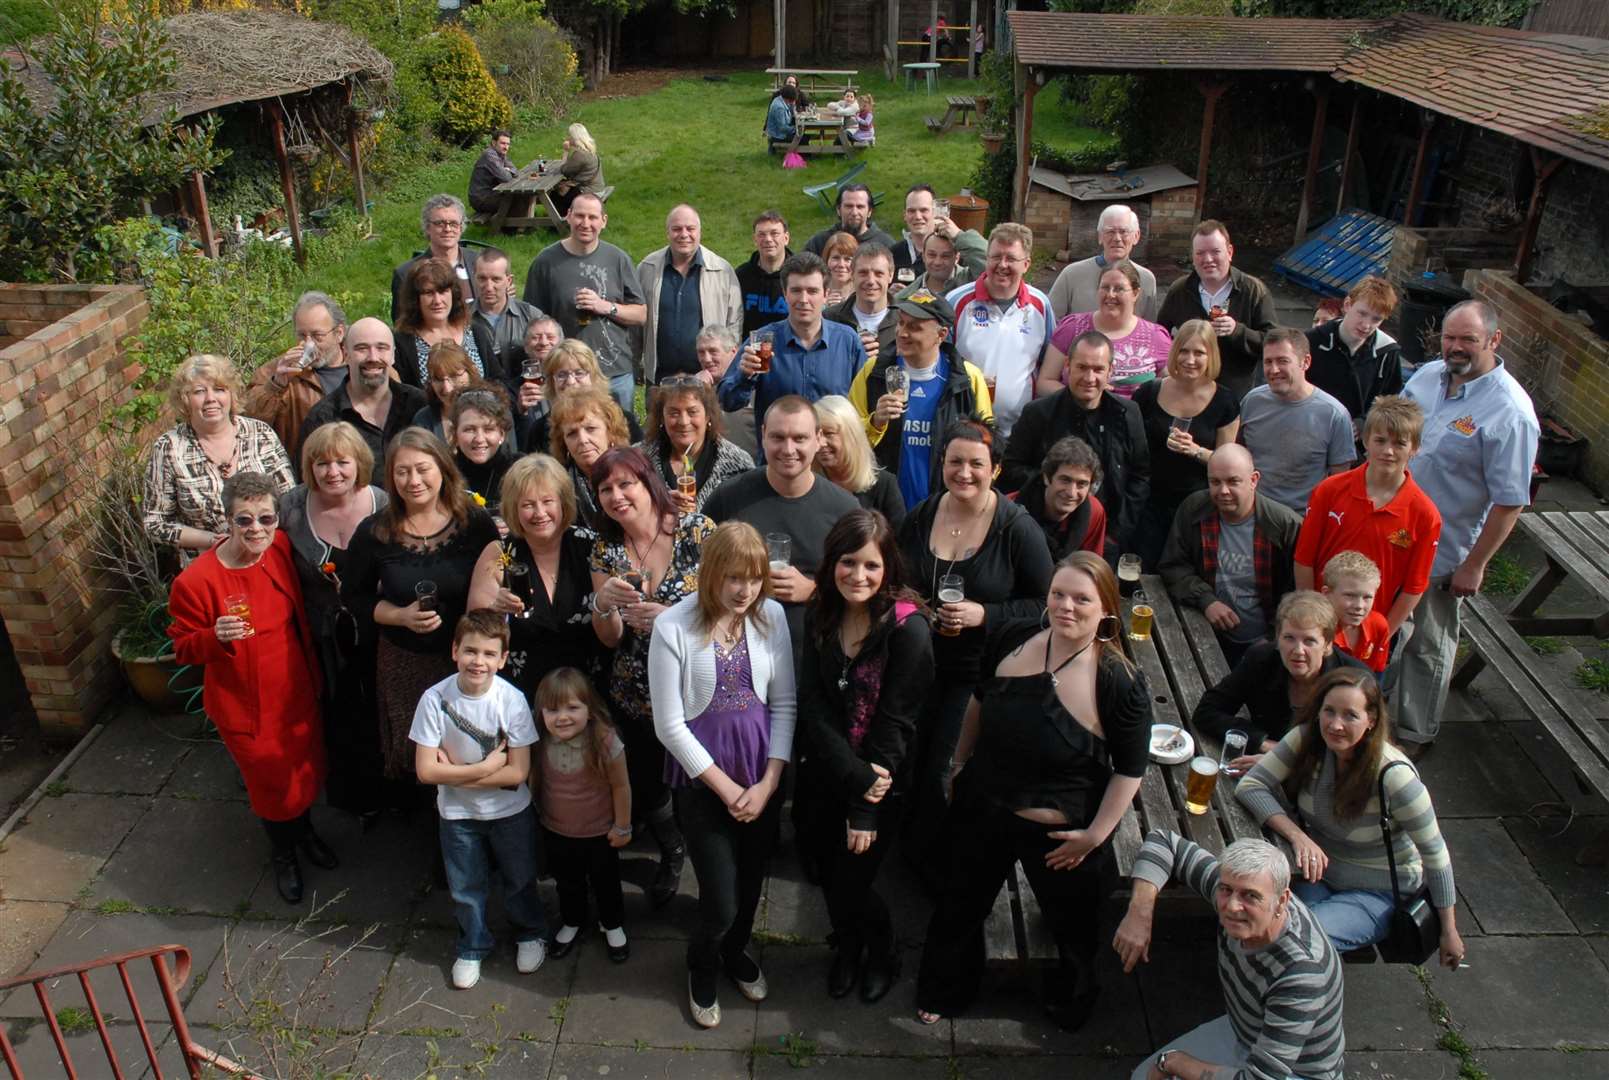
[1158,444,1304,665]
[637,203,744,385]
[297,317,426,479]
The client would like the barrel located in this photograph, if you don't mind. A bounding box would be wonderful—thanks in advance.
[948,193,989,234]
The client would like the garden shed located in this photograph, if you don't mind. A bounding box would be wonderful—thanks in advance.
[3,10,393,263]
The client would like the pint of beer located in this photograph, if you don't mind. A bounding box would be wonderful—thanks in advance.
[1185,756,1219,816]
[936,573,965,637]
[1128,599,1154,642]
[1117,554,1141,598]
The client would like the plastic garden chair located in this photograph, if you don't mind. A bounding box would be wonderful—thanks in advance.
[803,160,868,214]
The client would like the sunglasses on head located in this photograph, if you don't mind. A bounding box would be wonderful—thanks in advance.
[233,513,279,528]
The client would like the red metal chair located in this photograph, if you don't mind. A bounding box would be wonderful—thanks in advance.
[0,945,256,1079]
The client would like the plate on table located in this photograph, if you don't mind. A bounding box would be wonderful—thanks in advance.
[1150,724,1193,765]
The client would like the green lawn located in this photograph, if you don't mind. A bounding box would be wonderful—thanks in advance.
[301,69,1106,320]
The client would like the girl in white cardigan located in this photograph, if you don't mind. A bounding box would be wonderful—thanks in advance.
[649,521,796,1030]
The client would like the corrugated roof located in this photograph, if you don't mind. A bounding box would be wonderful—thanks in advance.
[1007,11,1384,73]
[1332,13,1609,172]
[1007,10,1609,174]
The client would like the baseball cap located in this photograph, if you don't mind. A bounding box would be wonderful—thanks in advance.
[894,289,955,330]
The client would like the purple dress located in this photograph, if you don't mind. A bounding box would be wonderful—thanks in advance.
[665,637,772,788]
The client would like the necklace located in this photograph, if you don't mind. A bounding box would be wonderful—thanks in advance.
[626,529,663,591]
[197,424,239,477]
[944,491,994,538]
[715,615,743,647]
[837,611,870,691]
[1044,634,1095,688]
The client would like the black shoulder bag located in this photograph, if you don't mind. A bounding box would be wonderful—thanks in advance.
[1375,760,1441,964]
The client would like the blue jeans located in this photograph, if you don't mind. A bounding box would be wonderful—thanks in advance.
[439,805,549,961]
[1292,880,1395,951]
[607,370,636,417]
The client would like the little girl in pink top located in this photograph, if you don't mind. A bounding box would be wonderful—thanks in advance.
[536,668,633,963]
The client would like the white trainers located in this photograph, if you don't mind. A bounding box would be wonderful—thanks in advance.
[517,939,547,974]
[451,957,481,990]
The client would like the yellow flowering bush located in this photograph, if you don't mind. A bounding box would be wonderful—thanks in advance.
[420,26,513,146]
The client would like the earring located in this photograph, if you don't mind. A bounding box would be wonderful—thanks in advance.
[1096,614,1120,642]
[1039,608,1051,631]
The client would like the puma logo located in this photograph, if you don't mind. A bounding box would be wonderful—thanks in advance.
[1328,510,1345,526]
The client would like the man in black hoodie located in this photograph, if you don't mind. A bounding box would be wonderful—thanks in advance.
[1000,330,1149,562]
[737,209,792,337]
[1305,275,1403,446]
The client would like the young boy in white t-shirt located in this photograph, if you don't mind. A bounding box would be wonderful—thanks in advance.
[411,610,546,990]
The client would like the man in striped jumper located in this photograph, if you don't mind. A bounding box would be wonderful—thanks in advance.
[1114,832,1344,1080]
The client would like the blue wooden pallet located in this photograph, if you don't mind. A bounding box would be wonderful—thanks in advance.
[1274,209,1395,297]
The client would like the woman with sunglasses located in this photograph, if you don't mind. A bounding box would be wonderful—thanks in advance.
[916,552,1150,1030]
[641,375,753,515]
[169,471,334,904]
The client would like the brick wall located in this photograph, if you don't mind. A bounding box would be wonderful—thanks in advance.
[1466,269,1609,492]
[1148,186,1198,269]
[0,284,149,737]
[1023,184,1197,278]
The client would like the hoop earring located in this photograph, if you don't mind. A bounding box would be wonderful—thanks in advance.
[1095,614,1121,643]
[1040,608,1051,631]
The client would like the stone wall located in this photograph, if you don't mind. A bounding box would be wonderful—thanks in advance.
[0,284,149,736]
[1465,269,1609,492]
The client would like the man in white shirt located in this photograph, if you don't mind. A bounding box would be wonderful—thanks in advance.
[1238,328,1355,513]
[1047,204,1158,322]
[946,222,1050,438]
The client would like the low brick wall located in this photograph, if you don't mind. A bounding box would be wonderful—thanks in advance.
[1024,184,1198,280]
[1465,269,1609,491]
[0,283,149,737]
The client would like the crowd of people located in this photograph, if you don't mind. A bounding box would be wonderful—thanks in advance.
[151,178,1540,1078]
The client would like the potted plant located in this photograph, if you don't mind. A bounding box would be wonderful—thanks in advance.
[976,50,1013,155]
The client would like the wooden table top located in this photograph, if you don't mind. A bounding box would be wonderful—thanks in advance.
[496,162,564,195]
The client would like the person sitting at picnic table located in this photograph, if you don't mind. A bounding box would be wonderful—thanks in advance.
[1193,591,1368,771]
[849,93,875,146]
[1114,834,1345,1080]
[411,341,478,442]
[144,354,295,562]
[1037,259,1172,400]
[916,552,1150,1030]
[1236,668,1465,963]
[168,471,333,905]
[812,394,905,527]
[640,374,754,515]
[822,231,858,308]
[766,83,800,148]
[829,88,859,117]
[390,195,481,319]
[468,129,518,216]
[1014,436,1107,562]
[394,257,501,390]
[553,123,604,218]
[551,388,636,530]
[769,74,811,109]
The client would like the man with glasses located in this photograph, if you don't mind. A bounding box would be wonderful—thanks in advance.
[803,184,896,256]
[1047,204,1158,322]
[244,291,350,461]
[298,318,426,478]
[945,222,1050,438]
[737,210,793,337]
[390,194,482,320]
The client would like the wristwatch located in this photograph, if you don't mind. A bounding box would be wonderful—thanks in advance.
[608,302,619,319]
[610,823,632,837]
[1156,1051,1172,1076]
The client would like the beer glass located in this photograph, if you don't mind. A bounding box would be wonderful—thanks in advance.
[766,533,792,576]
[753,330,775,374]
[414,580,439,613]
[504,562,535,620]
[1117,553,1141,598]
[1185,755,1219,816]
[1128,589,1154,643]
[884,366,909,405]
[936,573,966,637]
[677,471,697,502]
[1220,729,1249,775]
[224,593,255,639]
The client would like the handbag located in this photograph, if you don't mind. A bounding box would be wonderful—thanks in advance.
[1375,760,1441,964]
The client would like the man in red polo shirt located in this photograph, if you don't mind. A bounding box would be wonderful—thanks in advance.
[1293,396,1441,646]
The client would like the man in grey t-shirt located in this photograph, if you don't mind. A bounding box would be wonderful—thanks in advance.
[1239,328,1354,513]
[522,192,646,414]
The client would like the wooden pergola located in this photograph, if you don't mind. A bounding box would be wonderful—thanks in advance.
[770,0,981,79]
[1006,10,1609,281]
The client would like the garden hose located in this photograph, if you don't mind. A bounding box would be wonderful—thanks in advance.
[143,602,205,716]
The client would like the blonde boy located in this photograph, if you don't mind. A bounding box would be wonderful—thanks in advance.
[1323,550,1390,675]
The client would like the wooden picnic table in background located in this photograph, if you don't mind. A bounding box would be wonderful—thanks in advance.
[1509,510,1609,636]
[766,67,858,96]
[486,161,565,234]
[783,110,857,157]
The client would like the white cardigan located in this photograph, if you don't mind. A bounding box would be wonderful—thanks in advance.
[648,595,796,781]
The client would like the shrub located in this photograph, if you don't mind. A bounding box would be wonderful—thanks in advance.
[420,26,513,145]
[467,0,580,122]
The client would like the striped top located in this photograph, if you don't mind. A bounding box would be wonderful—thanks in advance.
[1133,830,1345,1080]
[1236,731,1455,910]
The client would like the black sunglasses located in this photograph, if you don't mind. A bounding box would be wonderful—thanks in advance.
[232,513,279,528]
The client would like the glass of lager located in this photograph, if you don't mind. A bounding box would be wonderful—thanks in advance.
[1128,589,1154,643]
[1185,755,1219,816]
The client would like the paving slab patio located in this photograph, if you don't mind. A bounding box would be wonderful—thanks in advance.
[0,793,150,903]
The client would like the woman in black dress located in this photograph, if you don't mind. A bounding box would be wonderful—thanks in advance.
[466,454,603,700]
[916,551,1150,1030]
[343,428,499,784]
[798,510,932,1003]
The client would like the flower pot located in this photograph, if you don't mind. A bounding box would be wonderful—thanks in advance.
[979,131,1006,154]
[112,629,200,713]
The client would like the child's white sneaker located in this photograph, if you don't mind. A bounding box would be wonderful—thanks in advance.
[451,957,481,989]
[517,939,547,974]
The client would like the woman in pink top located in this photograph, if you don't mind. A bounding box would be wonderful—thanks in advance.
[1038,260,1171,399]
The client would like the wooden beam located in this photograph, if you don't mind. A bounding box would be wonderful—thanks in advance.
[1514,147,1565,282]
[929,0,938,63]
[773,0,784,70]
[1014,68,1038,222]
[267,102,306,266]
[1336,94,1362,215]
[188,170,217,258]
[1293,83,1330,243]
[346,80,368,217]
[1194,80,1227,224]
[967,0,978,78]
[1403,110,1436,227]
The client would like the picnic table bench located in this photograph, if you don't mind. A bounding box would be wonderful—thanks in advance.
[478,161,613,234]
[1508,511,1609,636]
[780,111,858,158]
[988,576,1267,969]
[767,67,858,97]
[924,95,977,134]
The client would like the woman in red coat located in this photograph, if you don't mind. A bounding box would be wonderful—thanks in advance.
[169,470,335,904]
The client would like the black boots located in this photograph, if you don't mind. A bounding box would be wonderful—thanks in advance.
[646,802,685,909]
[263,813,336,905]
[272,852,304,904]
[300,830,340,870]
[828,936,865,998]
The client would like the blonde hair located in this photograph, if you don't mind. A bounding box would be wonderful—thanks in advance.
[812,395,876,493]
[694,522,771,638]
[300,420,374,490]
[1362,395,1424,449]
[1167,319,1222,382]
[1322,550,1381,591]
[499,453,577,537]
[1276,590,1339,640]
[566,123,597,155]
[988,222,1033,258]
[544,338,605,389]
[549,388,630,466]
[169,354,241,422]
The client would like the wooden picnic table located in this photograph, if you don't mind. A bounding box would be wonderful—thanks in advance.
[782,111,857,157]
[924,94,977,135]
[766,67,858,96]
[485,162,614,234]
[1508,510,1609,636]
